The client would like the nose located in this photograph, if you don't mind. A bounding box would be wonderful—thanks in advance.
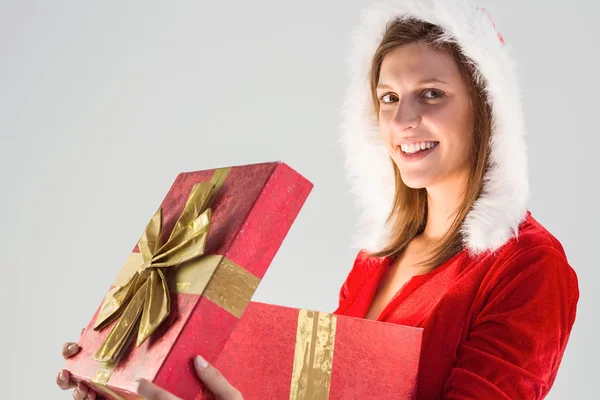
[391,98,421,131]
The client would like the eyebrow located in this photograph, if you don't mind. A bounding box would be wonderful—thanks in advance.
[376,78,451,90]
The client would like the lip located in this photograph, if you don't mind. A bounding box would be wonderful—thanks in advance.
[397,142,439,163]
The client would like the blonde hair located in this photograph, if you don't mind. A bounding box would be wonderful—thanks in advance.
[368,18,492,271]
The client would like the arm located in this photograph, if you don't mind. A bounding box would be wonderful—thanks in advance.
[444,246,579,399]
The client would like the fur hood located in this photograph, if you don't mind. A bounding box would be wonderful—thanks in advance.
[339,0,529,255]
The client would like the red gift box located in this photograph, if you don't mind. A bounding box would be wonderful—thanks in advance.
[204,301,423,400]
[64,162,313,400]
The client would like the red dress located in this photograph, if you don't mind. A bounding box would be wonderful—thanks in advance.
[333,212,579,399]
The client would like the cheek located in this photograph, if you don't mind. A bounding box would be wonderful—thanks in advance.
[429,104,471,152]
[378,114,394,143]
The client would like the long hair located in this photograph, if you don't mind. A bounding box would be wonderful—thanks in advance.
[368,18,492,272]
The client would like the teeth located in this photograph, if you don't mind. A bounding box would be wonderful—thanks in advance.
[400,141,437,154]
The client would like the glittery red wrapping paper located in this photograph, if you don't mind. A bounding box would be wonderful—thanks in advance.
[64,162,313,400]
[199,302,423,400]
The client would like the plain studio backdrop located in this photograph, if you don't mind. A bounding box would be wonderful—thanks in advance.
[1,0,598,398]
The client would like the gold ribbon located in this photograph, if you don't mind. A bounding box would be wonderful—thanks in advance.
[91,252,261,387]
[89,382,131,400]
[92,168,231,363]
[289,310,337,400]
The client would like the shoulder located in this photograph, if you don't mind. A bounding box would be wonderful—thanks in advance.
[511,212,569,256]
[501,213,575,268]
[337,250,388,304]
[498,212,575,274]
[481,212,579,310]
[344,250,387,283]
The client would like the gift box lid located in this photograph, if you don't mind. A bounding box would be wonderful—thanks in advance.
[65,161,313,400]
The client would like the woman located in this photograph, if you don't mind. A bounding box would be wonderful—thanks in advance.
[57,0,579,399]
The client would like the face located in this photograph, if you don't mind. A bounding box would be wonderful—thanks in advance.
[376,41,473,189]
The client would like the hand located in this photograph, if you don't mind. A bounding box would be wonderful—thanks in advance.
[56,339,101,400]
[136,355,243,400]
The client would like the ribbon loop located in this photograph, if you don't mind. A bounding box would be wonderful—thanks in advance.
[138,208,163,263]
[92,180,220,362]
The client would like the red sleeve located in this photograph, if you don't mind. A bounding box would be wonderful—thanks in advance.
[338,273,350,305]
[444,245,579,400]
[337,251,363,305]
[335,250,372,310]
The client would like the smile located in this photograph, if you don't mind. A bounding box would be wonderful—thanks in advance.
[399,141,439,154]
[397,141,439,163]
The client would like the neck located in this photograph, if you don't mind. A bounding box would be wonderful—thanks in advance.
[422,173,468,242]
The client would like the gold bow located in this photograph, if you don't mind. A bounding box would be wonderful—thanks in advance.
[92,180,221,363]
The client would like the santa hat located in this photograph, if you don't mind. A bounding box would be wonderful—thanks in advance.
[339,0,529,255]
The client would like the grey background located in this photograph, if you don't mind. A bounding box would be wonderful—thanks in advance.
[1,0,597,398]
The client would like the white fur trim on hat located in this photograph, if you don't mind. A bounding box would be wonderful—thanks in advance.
[339,0,529,255]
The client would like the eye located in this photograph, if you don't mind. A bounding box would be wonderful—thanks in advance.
[378,89,446,105]
[378,93,398,104]
[421,88,446,100]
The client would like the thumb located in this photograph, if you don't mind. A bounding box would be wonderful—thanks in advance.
[194,356,242,400]
[136,378,180,400]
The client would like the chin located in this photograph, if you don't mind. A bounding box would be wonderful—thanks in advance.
[398,171,433,189]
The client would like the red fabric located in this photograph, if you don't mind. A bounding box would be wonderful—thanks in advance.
[333,212,579,400]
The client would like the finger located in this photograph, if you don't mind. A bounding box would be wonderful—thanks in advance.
[62,342,80,359]
[56,369,76,390]
[194,356,242,400]
[72,383,90,400]
[136,378,180,400]
[80,390,97,400]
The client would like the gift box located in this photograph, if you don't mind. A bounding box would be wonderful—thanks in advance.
[203,301,423,400]
[64,161,313,400]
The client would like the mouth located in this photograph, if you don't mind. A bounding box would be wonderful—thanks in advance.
[398,141,439,154]
[397,141,439,162]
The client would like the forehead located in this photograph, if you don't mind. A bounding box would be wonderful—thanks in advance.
[378,41,462,85]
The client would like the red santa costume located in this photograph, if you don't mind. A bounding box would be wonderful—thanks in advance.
[332,0,580,399]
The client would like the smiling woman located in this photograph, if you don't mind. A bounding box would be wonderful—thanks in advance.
[56,0,579,399]
[333,1,579,399]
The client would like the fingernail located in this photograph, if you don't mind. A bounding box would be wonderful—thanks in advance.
[134,379,141,393]
[195,355,208,369]
[58,371,67,382]
[68,343,78,352]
